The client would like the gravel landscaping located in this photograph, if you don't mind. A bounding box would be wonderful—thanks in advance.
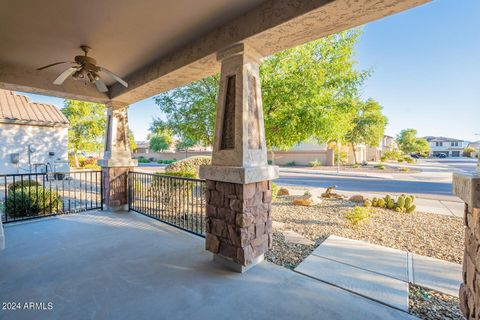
[265,194,465,320]
[409,284,465,320]
[267,195,463,267]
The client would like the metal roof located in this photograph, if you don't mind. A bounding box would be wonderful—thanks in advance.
[0,89,68,127]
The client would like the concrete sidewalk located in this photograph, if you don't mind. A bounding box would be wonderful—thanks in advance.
[284,187,464,218]
[295,236,462,311]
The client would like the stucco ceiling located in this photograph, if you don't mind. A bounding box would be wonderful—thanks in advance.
[0,0,266,85]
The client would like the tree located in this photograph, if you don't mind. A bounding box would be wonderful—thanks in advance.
[396,129,430,155]
[62,100,106,167]
[128,129,137,152]
[149,131,174,152]
[345,99,387,163]
[152,29,369,151]
[176,136,197,158]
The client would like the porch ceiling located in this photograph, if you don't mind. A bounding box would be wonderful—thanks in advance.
[0,0,430,105]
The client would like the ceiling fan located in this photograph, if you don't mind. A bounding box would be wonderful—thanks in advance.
[37,45,128,93]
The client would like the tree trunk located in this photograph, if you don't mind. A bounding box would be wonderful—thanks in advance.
[270,149,275,165]
[352,143,357,164]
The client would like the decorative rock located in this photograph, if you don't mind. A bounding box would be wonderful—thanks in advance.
[349,194,365,203]
[293,194,321,206]
[277,187,290,196]
[321,186,344,199]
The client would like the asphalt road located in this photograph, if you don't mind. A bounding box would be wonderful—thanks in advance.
[138,158,477,201]
[275,158,477,201]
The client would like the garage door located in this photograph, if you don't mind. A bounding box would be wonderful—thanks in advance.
[451,151,460,157]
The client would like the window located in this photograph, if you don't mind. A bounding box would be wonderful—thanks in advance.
[435,142,443,147]
[451,142,459,147]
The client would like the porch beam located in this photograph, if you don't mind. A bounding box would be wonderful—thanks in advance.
[109,0,430,104]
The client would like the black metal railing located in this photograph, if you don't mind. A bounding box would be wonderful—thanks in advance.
[1,170,103,223]
[128,172,206,236]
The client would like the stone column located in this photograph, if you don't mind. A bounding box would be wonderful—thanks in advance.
[453,158,480,319]
[199,43,279,272]
[98,101,137,211]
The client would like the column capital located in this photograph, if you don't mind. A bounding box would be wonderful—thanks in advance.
[216,43,262,64]
[105,100,129,110]
[453,173,480,209]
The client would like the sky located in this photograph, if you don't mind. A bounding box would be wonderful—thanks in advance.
[19,0,480,142]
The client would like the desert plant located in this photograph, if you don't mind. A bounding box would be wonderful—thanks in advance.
[344,206,370,226]
[286,161,296,167]
[399,167,410,172]
[364,199,372,207]
[374,164,385,170]
[271,182,279,201]
[83,163,100,170]
[165,156,211,178]
[308,159,322,167]
[137,156,151,163]
[403,156,415,163]
[383,149,403,161]
[5,186,61,218]
[380,156,388,162]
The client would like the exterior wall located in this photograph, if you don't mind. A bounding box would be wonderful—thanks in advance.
[0,123,68,174]
[134,151,212,161]
[366,147,382,162]
[270,149,334,166]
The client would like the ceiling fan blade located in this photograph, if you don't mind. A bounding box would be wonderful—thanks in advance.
[37,61,74,71]
[53,67,77,85]
[95,78,108,92]
[98,67,128,87]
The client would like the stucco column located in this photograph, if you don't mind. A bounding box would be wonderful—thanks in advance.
[98,101,137,211]
[453,158,480,320]
[199,43,279,272]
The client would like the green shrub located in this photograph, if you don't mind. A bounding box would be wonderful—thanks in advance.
[374,164,385,170]
[137,156,151,163]
[8,179,42,192]
[308,159,322,167]
[351,163,360,168]
[397,158,404,163]
[380,156,388,162]
[403,156,415,163]
[286,161,296,166]
[344,206,370,226]
[5,186,61,218]
[165,156,211,178]
[157,159,164,164]
[399,167,410,172]
[83,163,100,170]
[160,171,197,178]
[272,182,279,201]
[267,160,273,165]
[384,150,403,161]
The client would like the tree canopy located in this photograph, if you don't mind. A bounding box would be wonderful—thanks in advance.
[345,99,387,163]
[149,131,174,152]
[62,100,106,165]
[396,129,430,154]
[152,29,379,151]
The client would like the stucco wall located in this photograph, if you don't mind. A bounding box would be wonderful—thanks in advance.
[0,123,68,174]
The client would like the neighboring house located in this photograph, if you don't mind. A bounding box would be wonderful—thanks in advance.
[0,90,69,174]
[134,141,150,154]
[467,141,480,158]
[424,136,468,157]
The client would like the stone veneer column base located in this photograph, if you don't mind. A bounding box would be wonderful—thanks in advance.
[453,173,480,320]
[205,179,273,273]
[100,166,134,210]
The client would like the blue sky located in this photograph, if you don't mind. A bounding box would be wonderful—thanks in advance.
[19,0,479,142]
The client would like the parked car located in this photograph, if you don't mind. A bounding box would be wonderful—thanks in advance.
[410,154,421,159]
[434,153,447,158]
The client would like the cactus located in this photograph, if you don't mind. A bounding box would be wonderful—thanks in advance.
[377,198,385,208]
[395,207,402,212]
[409,195,415,201]
[406,204,416,213]
[385,195,392,202]
[397,196,405,209]
[364,199,372,207]
[372,197,378,207]
[405,196,413,208]
[387,199,395,209]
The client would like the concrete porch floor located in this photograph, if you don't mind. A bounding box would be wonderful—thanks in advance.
[0,211,416,320]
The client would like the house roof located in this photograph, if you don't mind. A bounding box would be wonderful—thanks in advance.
[424,136,464,143]
[0,89,68,127]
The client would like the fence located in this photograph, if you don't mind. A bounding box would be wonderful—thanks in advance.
[128,172,206,236]
[1,171,102,223]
